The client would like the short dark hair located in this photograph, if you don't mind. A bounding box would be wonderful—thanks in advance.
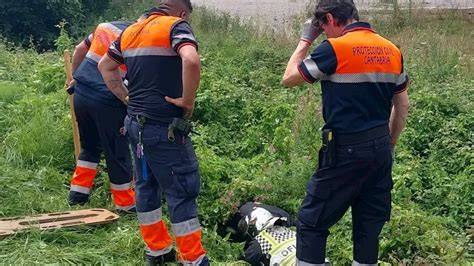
[158,0,193,13]
[312,0,359,27]
[183,0,193,13]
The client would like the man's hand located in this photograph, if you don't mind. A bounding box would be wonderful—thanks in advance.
[165,96,194,119]
[300,19,323,43]
[68,79,77,88]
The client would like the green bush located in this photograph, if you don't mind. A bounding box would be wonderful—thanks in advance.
[380,205,468,264]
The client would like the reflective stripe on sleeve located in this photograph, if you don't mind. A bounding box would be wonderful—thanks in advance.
[123,47,177,58]
[107,45,124,64]
[171,218,201,237]
[70,184,91,194]
[138,208,163,225]
[173,33,196,42]
[396,72,408,86]
[321,72,399,84]
[302,57,325,81]
[76,160,98,169]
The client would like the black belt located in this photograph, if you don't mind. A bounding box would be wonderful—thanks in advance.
[335,125,389,145]
[129,114,173,126]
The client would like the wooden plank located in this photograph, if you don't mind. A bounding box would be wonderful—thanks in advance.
[0,209,120,237]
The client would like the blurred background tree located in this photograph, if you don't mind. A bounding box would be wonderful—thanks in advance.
[0,0,111,51]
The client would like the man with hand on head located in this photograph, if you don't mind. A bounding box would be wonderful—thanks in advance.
[99,0,208,265]
[282,0,410,265]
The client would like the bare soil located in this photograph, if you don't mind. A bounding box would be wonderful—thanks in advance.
[193,0,474,27]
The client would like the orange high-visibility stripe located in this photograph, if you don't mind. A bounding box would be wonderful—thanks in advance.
[70,166,96,188]
[110,188,135,207]
[175,229,206,262]
[121,15,182,50]
[140,221,173,251]
[328,30,402,75]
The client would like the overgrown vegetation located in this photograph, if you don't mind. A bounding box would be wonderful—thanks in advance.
[0,0,111,50]
[0,3,472,264]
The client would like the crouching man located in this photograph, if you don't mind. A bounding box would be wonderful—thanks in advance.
[226,202,329,266]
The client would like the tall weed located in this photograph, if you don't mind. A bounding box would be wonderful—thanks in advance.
[1,91,74,169]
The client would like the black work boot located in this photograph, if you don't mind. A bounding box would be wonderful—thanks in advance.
[145,249,176,266]
[68,191,89,206]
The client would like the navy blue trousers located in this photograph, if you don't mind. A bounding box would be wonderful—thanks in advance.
[297,135,393,264]
[74,92,132,185]
[124,115,200,223]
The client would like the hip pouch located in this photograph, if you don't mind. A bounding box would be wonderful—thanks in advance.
[321,129,336,168]
[167,118,197,141]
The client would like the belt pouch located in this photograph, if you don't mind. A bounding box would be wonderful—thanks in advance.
[322,129,336,168]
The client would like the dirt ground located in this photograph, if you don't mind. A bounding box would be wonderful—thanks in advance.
[193,0,474,27]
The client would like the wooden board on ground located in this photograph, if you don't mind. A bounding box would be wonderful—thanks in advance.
[0,209,120,237]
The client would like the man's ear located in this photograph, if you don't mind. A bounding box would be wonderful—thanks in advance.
[180,11,188,20]
[327,13,335,26]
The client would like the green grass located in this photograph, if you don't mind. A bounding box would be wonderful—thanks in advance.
[0,81,27,104]
[0,6,472,265]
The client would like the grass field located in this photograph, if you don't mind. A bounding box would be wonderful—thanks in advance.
[0,4,472,265]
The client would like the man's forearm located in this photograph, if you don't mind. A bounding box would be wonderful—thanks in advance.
[282,41,311,87]
[288,41,311,68]
[103,70,128,104]
[390,90,410,145]
[71,42,89,73]
[389,106,408,145]
[181,57,200,106]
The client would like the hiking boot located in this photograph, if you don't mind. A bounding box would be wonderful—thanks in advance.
[145,248,176,266]
[68,191,89,206]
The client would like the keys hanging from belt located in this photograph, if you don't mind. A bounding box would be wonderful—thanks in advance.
[136,115,146,159]
[135,115,148,181]
[136,131,144,159]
